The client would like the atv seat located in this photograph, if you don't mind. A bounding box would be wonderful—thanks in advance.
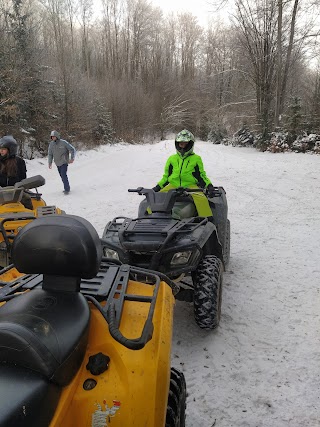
[0,215,103,387]
[0,288,90,386]
[0,364,60,427]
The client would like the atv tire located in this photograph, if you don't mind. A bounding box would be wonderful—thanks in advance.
[192,255,223,329]
[165,367,186,427]
[223,219,230,269]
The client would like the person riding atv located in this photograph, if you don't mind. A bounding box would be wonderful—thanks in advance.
[0,135,33,209]
[152,129,216,219]
[102,133,231,329]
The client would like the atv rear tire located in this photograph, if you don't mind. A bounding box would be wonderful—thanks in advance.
[223,219,230,268]
[165,367,186,427]
[192,255,223,329]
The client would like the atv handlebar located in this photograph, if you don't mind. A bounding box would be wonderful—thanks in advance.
[128,187,205,196]
[14,175,45,190]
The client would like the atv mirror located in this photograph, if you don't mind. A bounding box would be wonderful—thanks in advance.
[14,175,45,190]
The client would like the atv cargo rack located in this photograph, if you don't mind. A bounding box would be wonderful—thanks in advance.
[0,258,176,350]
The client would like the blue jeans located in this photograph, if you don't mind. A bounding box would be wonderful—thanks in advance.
[57,163,70,192]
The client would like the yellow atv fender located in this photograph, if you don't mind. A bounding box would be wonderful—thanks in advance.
[51,278,174,427]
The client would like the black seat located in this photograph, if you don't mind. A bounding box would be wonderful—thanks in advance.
[0,365,60,427]
[0,288,90,386]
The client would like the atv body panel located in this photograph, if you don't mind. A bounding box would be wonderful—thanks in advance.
[102,186,228,275]
[0,215,182,427]
[0,175,64,267]
[102,187,230,329]
[0,264,175,427]
[102,215,222,277]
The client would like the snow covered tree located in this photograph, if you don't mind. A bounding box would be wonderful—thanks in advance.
[232,125,255,146]
[285,96,302,141]
[92,103,115,144]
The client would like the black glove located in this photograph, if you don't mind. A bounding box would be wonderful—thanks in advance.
[152,185,161,192]
[206,184,215,198]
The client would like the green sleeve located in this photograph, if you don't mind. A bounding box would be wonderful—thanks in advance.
[198,156,212,187]
[157,156,172,188]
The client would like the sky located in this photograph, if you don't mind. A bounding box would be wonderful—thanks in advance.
[150,0,230,27]
[25,139,320,426]
[93,0,230,28]
[150,0,215,27]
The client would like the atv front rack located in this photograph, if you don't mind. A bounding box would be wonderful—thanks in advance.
[0,259,174,350]
[108,215,208,252]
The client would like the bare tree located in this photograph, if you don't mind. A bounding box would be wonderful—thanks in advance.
[233,0,278,138]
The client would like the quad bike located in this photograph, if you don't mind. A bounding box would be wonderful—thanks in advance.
[0,174,64,268]
[0,214,186,427]
[101,186,230,329]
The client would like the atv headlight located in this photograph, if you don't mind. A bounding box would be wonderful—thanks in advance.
[170,251,192,266]
[103,248,119,260]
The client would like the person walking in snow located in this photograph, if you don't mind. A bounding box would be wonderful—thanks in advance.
[152,129,215,218]
[48,130,76,194]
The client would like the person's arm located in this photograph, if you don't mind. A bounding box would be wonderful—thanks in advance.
[197,156,212,187]
[20,159,27,180]
[48,142,53,168]
[157,156,173,189]
[63,140,76,163]
[16,157,27,181]
[196,156,216,197]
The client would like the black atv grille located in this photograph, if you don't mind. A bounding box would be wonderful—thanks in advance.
[129,219,173,233]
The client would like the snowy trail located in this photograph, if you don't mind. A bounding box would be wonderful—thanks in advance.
[27,142,320,427]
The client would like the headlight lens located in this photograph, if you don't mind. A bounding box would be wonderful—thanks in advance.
[170,251,192,266]
[103,248,119,260]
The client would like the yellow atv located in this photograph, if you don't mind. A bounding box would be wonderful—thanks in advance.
[0,214,186,427]
[0,175,64,268]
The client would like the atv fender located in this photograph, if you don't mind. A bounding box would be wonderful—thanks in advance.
[202,224,223,261]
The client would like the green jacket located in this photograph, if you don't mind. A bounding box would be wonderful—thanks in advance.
[157,152,212,189]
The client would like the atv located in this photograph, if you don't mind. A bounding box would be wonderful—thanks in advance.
[0,214,186,427]
[101,186,230,329]
[0,175,64,268]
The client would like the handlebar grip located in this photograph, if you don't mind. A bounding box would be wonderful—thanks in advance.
[128,187,143,193]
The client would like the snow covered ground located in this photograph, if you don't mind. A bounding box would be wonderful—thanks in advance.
[27,140,320,427]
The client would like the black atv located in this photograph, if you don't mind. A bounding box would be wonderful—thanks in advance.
[101,186,230,329]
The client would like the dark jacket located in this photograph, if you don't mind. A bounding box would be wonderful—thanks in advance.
[0,156,27,187]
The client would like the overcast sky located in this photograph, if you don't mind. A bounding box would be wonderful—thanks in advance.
[151,0,212,26]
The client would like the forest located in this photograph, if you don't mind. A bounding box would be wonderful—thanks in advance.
[0,0,320,157]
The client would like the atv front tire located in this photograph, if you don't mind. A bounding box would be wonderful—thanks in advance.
[192,255,223,329]
[165,367,186,427]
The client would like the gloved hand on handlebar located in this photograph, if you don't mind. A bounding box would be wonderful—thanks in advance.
[152,185,161,192]
[206,183,215,198]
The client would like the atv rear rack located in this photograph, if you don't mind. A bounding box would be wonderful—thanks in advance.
[0,259,175,350]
